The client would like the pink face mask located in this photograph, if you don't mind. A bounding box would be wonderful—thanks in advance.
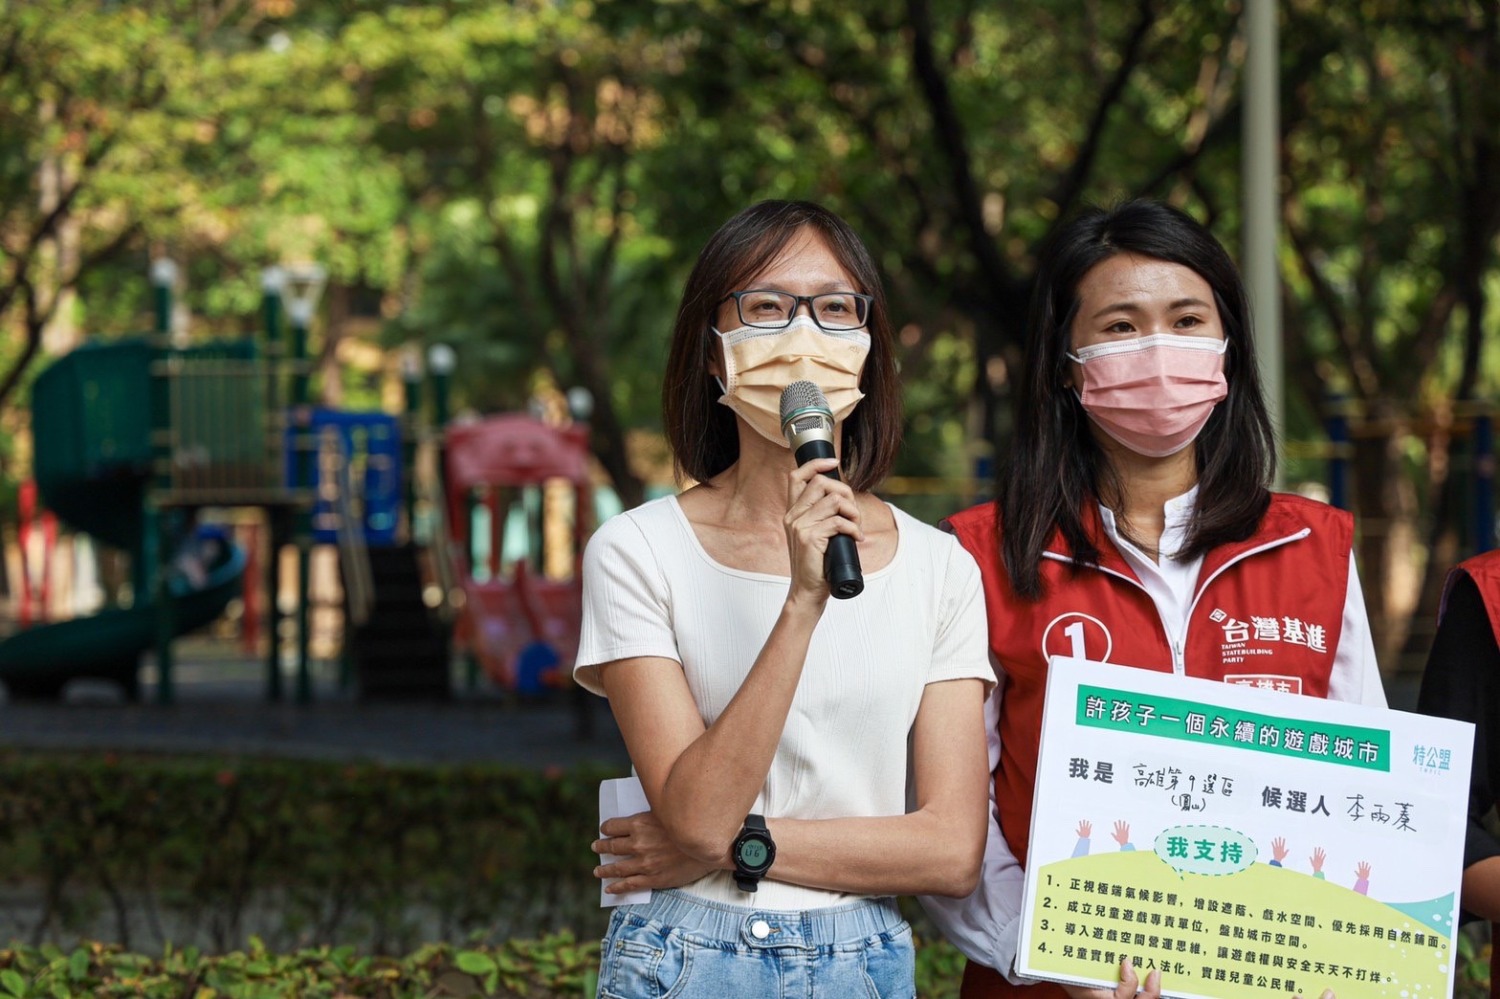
[1067,333,1229,457]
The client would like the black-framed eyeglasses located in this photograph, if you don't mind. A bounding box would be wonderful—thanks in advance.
[721,290,873,331]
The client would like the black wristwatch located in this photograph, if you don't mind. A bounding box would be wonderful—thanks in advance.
[731,813,776,892]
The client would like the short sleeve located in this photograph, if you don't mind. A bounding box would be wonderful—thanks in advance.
[573,512,681,696]
[927,536,995,690]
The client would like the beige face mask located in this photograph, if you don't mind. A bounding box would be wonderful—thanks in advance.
[715,316,871,446]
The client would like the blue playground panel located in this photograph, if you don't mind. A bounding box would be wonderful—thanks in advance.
[285,409,403,547]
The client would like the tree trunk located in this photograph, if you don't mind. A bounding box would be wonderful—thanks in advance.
[562,345,644,510]
[1349,413,1420,674]
[1396,230,1492,674]
[317,284,348,409]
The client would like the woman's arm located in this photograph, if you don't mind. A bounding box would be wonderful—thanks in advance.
[759,677,988,897]
[919,680,1035,976]
[600,458,858,865]
[597,677,989,897]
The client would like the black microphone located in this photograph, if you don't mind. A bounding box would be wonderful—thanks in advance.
[780,380,863,599]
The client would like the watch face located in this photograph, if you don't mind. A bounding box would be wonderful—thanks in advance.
[737,836,771,870]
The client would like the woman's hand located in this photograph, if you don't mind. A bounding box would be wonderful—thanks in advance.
[592,810,715,895]
[783,457,863,605]
[1061,960,1160,999]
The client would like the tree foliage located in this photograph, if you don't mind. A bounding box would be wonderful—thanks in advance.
[2,0,1496,660]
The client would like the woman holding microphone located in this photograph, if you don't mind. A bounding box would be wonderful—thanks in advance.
[576,199,994,998]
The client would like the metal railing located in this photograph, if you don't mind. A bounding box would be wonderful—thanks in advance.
[328,429,375,629]
[422,454,461,625]
[149,348,303,506]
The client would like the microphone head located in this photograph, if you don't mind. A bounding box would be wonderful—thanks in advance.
[780,381,835,445]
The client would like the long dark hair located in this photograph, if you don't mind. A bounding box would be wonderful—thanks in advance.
[662,200,901,492]
[1000,199,1276,599]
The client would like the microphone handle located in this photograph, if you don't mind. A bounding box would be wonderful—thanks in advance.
[793,438,865,599]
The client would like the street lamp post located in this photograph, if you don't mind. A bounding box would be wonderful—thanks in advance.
[148,258,179,704]
[1244,0,1282,486]
[150,258,178,337]
[283,264,326,705]
[427,344,456,428]
[427,342,456,525]
[401,348,423,542]
[260,266,287,701]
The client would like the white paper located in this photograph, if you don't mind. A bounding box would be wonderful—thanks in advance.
[598,776,653,907]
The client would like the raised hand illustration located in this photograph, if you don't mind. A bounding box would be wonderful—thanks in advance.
[1071,819,1094,858]
[1270,837,1289,867]
[1354,861,1372,895]
[1310,847,1327,880]
[1112,820,1136,851]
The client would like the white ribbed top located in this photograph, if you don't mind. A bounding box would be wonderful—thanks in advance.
[576,495,992,910]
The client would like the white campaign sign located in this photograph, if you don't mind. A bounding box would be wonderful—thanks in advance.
[1017,657,1474,999]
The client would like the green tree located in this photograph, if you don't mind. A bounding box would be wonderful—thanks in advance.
[320,4,711,507]
[1279,0,1500,664]
[0,0,197,408]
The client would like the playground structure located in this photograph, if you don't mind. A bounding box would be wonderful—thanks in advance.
[5,256,1491,707]
[0,264,435,702]
[445,413,593,695]
[0,261,605,706]
[2,334,265,700]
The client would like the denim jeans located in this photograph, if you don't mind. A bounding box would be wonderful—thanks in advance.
[596,889,915,999]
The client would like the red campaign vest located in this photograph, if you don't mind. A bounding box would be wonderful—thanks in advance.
[946,494,1354,999]
[1448,549,1500,648]
[1445,551,1500,999]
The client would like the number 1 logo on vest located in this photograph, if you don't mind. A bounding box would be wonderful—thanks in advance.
[1041,612,1113,663]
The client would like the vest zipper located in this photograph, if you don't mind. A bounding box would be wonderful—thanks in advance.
[1181,529,1312,629]
[1042,526,1312,675]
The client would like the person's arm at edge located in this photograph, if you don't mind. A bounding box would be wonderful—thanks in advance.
[918,677,1035,983]
[1416,571,1500,921]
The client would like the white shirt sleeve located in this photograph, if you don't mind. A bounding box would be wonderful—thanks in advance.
[573,513,680,696]
[928,540,997,689]
[1327,551,1387,708]
[917,671,1032,983]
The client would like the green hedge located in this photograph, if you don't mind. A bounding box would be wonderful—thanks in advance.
[0,751,609,952]
[0,933,983,999]
[0,751,1486,998]
[0,936,596,998]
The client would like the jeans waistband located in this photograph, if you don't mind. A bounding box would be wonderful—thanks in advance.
[626,889,904,950]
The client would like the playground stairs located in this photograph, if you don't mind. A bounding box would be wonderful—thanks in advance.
[348,544,450,701]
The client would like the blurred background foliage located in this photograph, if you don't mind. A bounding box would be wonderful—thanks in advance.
[1,0,1498,670]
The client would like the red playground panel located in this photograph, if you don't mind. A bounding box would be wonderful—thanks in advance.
[444,414,593,692]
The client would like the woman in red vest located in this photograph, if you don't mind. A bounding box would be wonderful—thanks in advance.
[920,200,1384,999]
[1416,550,1500,998]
